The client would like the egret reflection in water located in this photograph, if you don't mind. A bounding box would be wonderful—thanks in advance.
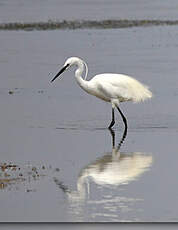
[54,128,153,221]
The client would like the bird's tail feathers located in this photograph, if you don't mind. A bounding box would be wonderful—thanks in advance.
[129,79,153,103]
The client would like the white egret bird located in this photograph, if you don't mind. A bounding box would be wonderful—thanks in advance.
[51,57,152,130]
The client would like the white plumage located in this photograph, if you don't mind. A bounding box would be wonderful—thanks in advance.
[87,73,152,103]
[51,57,152,130]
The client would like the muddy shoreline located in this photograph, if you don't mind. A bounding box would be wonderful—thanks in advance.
[1,19,178,31]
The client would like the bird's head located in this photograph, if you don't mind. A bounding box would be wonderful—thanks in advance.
[50,57,83,83]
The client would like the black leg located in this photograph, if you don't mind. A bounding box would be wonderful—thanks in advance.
[116,106,128,134]
[117,125,127,150]
[109,128,115,148]
[108,126,127,151]
[108,108,115,129]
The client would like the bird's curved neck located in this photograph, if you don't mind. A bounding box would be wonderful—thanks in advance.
[75,61,89,91]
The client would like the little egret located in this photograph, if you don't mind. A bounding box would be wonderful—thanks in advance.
[51,57,152,130]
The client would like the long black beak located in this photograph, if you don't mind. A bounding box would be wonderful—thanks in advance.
[51,64,69,83]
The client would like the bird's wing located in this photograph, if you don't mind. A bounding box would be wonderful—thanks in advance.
[92,73,152,102]
[94,74,133,101]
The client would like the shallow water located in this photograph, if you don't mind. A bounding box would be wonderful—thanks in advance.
[0,8,178,222]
